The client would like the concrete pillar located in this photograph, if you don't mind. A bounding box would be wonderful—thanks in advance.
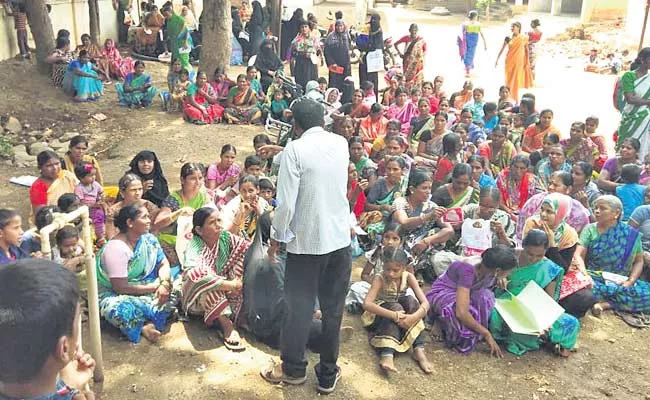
[515,0,524,5]
[551,0,563,15]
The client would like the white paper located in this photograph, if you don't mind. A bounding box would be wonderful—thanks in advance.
[366,49,384,73]
[175,215,194,268]
[10,175,38,187]
[602,271,628,285]
[495,281,565,336]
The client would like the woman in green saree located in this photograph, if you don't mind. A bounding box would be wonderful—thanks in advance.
[489,228,580,357]
[162,3,193,72]
[116,61,158,108]
[155,163,213,266]
[431,163,478,208]
[360,156,408,236]
[224,74,263,124]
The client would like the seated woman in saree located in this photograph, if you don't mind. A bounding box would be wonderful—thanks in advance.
[128,150,170,207]
[29,151,79,216]
[521,109,560,154]
[255,39,284,95]
[75,34,111,83]
[386,86,417,135]
[155,163,213,266]
[629,205,650,281]
[570,161,602,209]
[478,126,516,177]
[426,245,518,356]
[496,154,537,222]
[432,133,464,186]
[62,50,104,102]
[105,174,161,239]
[45,36,75,87]
[392,169,454,280]
[62,135,104,185]
[360,156,408,237]
[224,74,263,125]
[134,5,165,56]
[102,38,134,80]
[221,175,271,241]
[116,61,158,108]
[617,47,650,162]
[534,144,572,191]
[432,163,478,208]
[333,89,371,125]
[598,137,641,194]
[469,155,497,189]
[182,207,250,350]
[97,204,177,343]
[359,103,389,154]
[414,111,450,168]
[516,171,591,243]
[461,186,516,248]
[489,229,580,357]
[211,67,236,105]
[574,195,650,315]
[183,71,225,125]
[560,121,599,166]
[410,97,433,140]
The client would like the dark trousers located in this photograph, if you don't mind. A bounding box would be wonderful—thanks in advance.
[281,246,351,386]
[16,29,28,56]
[359,58,379,99]
[117,7,129,44]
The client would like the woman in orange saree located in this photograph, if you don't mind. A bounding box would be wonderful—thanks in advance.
[395,23,426,90]
[495,22,533,102]
[521,109,560,154]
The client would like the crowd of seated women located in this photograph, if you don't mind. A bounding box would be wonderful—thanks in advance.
[4,46,650,382]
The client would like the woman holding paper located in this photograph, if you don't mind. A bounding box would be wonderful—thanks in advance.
[574,195,650,315]
[489,229,580,357]
[426,245,518,356]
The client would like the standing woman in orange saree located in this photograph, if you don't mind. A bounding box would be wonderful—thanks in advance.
[395,23,427,91]
[495,22,533,102]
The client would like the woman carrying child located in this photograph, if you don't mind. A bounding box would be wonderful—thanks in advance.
[363,248,434,373]
[74,162,106,246]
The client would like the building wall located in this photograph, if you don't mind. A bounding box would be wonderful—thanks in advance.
[626,0,650,48]
[581,0,628,22]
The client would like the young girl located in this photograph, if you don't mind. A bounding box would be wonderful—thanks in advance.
[509,113,525,150]
[433,132,463,184]
[361,80,377,107]
[74,162,105,244]
[616,164,649,221]
[0,209,27,264]
[53,225,85,273]
[464,87,485,122]
[346,222,413,312]
[362,247,433,374]
[585,115,608,171]
[168,68,191,112]
[377,136,413,178]
[206,144,241,191]
[269,88,289,121]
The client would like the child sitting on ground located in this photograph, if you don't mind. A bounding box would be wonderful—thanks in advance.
[361,80,377,107]
[0,209,28,264]
[0,259,96,399]
[584,115,608,171]
[616,164,650,221]
[168,68,191,112]
[53,225,85,273]
[370,119,401,163]
[74,162,106,246]
[362,247,433,374]
[268,89,289,122]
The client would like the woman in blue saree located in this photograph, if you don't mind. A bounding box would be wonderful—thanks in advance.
[97,204,178,343]
[116,60,158,108]
[62,50,104,102]
[574,195,650,314]
[457,11,487,77]
[489,229,580,357]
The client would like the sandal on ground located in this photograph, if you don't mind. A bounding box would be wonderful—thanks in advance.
[216,329,246,351]
[614,310,648,329]
[260,359,307,385]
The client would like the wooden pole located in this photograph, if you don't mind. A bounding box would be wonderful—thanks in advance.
[640,0,650,52]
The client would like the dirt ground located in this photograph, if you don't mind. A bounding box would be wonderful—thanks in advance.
[1,3,649,399]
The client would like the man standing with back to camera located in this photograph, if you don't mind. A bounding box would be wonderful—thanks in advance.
[260,98,351,395]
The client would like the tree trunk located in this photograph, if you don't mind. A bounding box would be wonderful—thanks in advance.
[268,0,281,40]
[25,0,55,74]
[201,0,232,76]
[89,0,101,43]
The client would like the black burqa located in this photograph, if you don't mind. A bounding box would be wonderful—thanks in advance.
[232,7,250,56]
[280,8,303,61]
[254,39,283,93]
[128,151,170,207]
[248,1,264,57]
[324,20,352,92]
[359,13,383,98]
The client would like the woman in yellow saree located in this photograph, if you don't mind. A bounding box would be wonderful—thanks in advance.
[224,74,262,124]
[29,151,79,216]
[495,22,533,102]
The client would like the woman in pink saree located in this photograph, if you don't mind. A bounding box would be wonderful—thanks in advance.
[102,39,134,80]
[386,86,417,135]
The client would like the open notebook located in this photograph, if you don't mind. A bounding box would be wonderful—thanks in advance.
[494,281,565,336]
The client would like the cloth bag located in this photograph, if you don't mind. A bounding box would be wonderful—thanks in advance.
[461,218,492,256]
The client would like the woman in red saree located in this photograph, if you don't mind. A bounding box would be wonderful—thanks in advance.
[495,22,533,102]
[359,103,389,153]
[386,86,417,135]
[395,23,426,90]
[496,154,537,222]
[183,71,224,124]
[224,74,263,124]
[102,39,134,80]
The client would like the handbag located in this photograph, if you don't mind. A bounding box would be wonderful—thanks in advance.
[559,270,592,300]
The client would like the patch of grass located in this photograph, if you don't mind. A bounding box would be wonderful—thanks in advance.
[0,135,13,159]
